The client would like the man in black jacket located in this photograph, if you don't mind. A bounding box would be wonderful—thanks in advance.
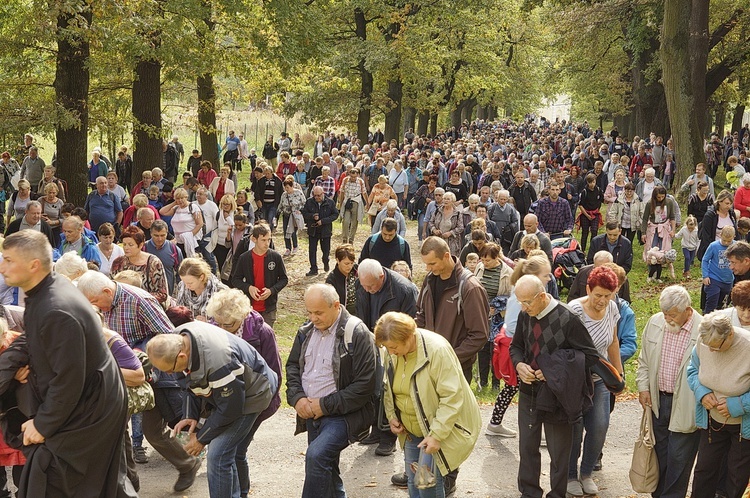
[4,201,55,247]
[302,186,339,276]
[586,221,633,273]
[230,224,288,327]
[286,283,376,498]
[509,171,537,217]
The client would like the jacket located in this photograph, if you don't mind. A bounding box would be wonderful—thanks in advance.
[635,178,663,202]
[415,258,490,370]
[636,310,701,433]
[238,311,282,427]
[697,205,738,260]
[302,196,339,238]
[325,264,360,315]
[509,181,537,216]
[586,234,633,272]
[5,218,55,247]
[230,249,288,312]
[285,309,376,443]
[382,329,481,475]
[427,208,465,256]
[179,321,278,445]
[606,192,645,230]
[616,297,637,364]
[58,234,102,266]
[355,269,417,330]
[535,349,592,424]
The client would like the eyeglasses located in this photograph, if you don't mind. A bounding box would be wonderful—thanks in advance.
[170,346,183,373]
[518,292,542,308]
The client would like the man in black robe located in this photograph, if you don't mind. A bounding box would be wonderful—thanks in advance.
[0,230,133,497]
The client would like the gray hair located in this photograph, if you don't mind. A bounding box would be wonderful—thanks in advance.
[434,187,445,195]
[659,285,691,313]
[146,334,182,363]
[645,167,655,177]
[205,289,252,324]
[305,283,339,306]
[358,259,384,280]
[698,311,733,346]
[151,220,169,233]
[54,251,88,280]
[25,200,42,211]
[443,192,456,203]
[593,251,614,265]
[137,207,155,220]
[77,270,116,298]
[152,167,163,176]
[385,199,398,211]
[468,194,480,204]
[743,172,750,185]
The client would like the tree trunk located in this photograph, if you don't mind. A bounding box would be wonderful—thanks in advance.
[354,8,372,144]
[732,104,746,134]
[690,0,709,137]
[661,0,707,188]
[197,73,219,170]
[53,4,91,207]
[477,106,487,121]
[488,106,497,121]
[416,111,429,136]
[383,78,403,145]
[132,59,163,191]
[429,113,438,137]
[714,102,727,136]
[450,105,462,129]
[461,99,476,124]
[402,107,416,139]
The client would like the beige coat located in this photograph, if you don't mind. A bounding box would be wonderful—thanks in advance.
[636,310,702,433]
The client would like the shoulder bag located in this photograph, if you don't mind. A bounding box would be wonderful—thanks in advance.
[629,407,659,493]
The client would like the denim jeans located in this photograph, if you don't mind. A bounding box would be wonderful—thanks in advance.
[131,413,144,447]
[197,238,218,274]
[206,412,258,498]
[282,213,298,250]
[236,421,263,497]
[682,248,696,273]
[704,279,732,314]
[417,212,426,241]
[260,204,278,231]
[569,380,610,479]
[404,432,444,498]
[652,393,700,498]
[303,416,350,498]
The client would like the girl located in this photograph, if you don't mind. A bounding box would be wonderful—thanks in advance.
[642,186,678,283]
[675,215,699,279]
[662,153,675,190]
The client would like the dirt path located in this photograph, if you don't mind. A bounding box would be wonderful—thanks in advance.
[138,399,649,497]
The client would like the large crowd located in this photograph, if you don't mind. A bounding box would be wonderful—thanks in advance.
[0,118,748,498]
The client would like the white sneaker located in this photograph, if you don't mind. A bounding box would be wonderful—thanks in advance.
[485,423,517,437]
[656,279,663,284]
[283,249,291,256]
[580,476,598,495]
[567,479,584,497]
[646,277,653,283]
[292,247,298,254]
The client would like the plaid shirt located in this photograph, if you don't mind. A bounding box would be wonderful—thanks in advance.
[315,176,336,199]
[104,283,174,348]
[536,197,574,235]
[658,311,694,393]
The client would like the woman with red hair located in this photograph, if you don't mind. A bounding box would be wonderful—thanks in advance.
[565,266,624,496]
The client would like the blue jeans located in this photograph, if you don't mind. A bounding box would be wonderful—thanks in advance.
[682,248,696,273]
[260,204,278,231]
[404,433,444,498]
[303,416,350,498]
[417,212,426,241]
[704,279,732,314]
[131,413,144,447]
[652,393,700,498]
[236,421,262,496]
[569,380,610,479]
[282,213,298,250]
[197,238,218,274]
[206,412,258,498]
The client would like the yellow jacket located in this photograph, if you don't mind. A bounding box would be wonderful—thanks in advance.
[383,329,481,474]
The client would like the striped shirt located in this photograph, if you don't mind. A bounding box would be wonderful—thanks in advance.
[302,312,341,398]
[103,283,174,348]
[658,311,694,393]
[569,299,620,359]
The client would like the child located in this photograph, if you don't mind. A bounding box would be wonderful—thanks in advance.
[674,215,699,279]
[738,217,750,243]
[662,153,675,190]
[464,253,479,273]
[701,225,736,313]
[147,185,163,210]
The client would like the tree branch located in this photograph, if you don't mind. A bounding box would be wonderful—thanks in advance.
[708,9,743,51]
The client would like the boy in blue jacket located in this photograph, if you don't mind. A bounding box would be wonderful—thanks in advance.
[702,226,736,314]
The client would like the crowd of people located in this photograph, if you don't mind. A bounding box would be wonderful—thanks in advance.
[0,118,748,498]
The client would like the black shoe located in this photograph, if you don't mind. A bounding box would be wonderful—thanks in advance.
[374,440,396,456]
[593,456,603,471]
[360,431,380,445]
[443,473,457,497]
[174,458,202,492]
[306,269,318,277]
[391,472,408,488]
[324,262,330,272]
[133,445,149,464]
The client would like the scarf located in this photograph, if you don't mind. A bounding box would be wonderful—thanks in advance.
[176,274,225,318]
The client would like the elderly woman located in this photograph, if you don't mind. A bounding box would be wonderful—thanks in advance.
[414,175,438,242]
[687,311,750,498]
[95,222,124,276]
[55,251,89,282]
[161,187,203,257]
[603,168,628,205]
[567,267,623,497]
[38,165,66,202]
[279,176,307,255]
[367,174,397,226]
[325,244,359,315]
[110,226,168,305]
[132,170,153,199]
[208,165,235,205]
[197,160,217,187]
[378,311,481,498]
[175,258,227,321]
[427,191,464,257]
[40,181,64,245]
[205,289,282,498]
[389,159,409,209]
[6,179,31,227]
[338,167,366,244]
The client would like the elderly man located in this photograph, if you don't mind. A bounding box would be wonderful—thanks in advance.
[77,271,202,492]
[637,286,702,498]
[360,217,411,270]
[635,167,663,204]
[568,250,631,303]
[0,232,132,496]
[84,176,123,232]
[355,259,417,455]
[510,274,600,498]
[148,322,277,498]
[152,167,167,192]
[20,146,45,192]
[371,199,407,236]
[536,180,574,240]
[4,200,55,246]
[286,284,376,498]
[586,221,633,273]
[59,215,101,266]
[421,187,444,240]
[487,189,519,253]
[508,213,553,263]
[302,186,339,276]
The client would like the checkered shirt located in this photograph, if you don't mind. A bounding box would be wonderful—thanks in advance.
[658,311,694,393]
[103,283,174,348]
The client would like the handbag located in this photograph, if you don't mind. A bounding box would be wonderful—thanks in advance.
[107,337,156,416]
[220,252,233,281]
[629,407,659,493]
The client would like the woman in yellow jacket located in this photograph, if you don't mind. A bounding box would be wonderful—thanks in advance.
[377,311,481,498]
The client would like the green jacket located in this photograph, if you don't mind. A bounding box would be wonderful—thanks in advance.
[383,329,481,474]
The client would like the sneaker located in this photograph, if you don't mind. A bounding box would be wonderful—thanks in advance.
[359,431,380,445]
[292,247,298,254]
[391,472,408,488]
[567,479,584,497]
[283,249,291,256]
[540,431,546,447]
[374,440,396,456]
[485,423,517,437]
[646,277,653,283]
[133,445,148,464]
[656,279,664,284]
[581,476,598,495]
[174,457,202,492]
[305,269,318,277]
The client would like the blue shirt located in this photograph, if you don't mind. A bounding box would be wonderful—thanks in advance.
[225,136,240,152]
[84,191,122,231]
[702,240,734,284]
[145,239,183,294]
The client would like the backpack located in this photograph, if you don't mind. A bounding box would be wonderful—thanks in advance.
[368,233,406,258]
[187,202,206,239]
[418,267,474,315]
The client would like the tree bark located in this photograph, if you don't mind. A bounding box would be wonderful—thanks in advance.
[354,7,372,144]
[132,58,163,191]
[402,107,416,138]
[197,73,219,170]
[416,111,429,136]
[690,0,709,136]
[732,104,746,134]
[714,102,727,136]
[429,113,438,137]
[384,78,403,145]
[53,3,92,206]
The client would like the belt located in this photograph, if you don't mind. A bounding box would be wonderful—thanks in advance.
[659,390,673,396]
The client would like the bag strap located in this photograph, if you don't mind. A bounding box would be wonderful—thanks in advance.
[343,315,362,353]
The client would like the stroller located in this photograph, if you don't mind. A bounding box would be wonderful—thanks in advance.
[551,236,586,291]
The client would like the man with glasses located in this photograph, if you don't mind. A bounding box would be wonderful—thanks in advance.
[509,274,600,498]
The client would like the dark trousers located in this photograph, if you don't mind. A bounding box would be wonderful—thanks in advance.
[578,215,599,253]
[518,392,572,498]
[691,422,750,498]
[0,465,22,498]
[652,393,699,498]
[308,235,331,272]
[142,406,196,474]
[477,340,499,388]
